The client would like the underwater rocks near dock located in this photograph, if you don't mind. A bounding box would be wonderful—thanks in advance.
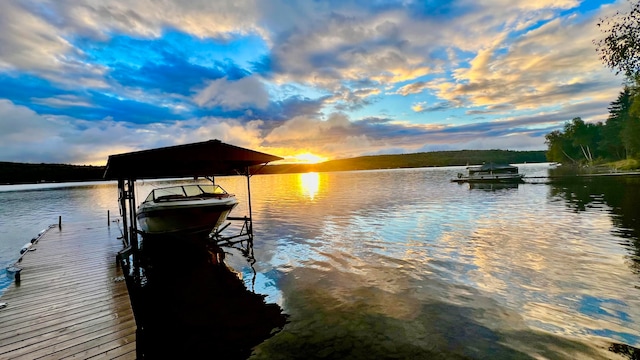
[134,234,288,359]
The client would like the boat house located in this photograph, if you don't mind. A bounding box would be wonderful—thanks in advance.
[103,139,284,358]
[103,139,282,253]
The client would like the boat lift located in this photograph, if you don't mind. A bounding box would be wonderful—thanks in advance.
[103,139,282,283]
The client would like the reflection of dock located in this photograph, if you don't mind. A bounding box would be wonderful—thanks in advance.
[454,171,640,185]
[0,221,136,359]
[526,171,640,179]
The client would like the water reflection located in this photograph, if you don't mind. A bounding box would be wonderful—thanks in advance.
[468,182,520,191]
[549,175,640,275]
[135,233,287,359]
[2,167,640,358]
[299,172,320,200]
[246,167,640,358]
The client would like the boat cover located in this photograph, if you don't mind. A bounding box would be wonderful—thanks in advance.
[104,139,283,180]
[469,163,518,173]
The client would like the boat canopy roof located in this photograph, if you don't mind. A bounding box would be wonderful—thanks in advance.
[104,139,283,180]
[469,162,518,172]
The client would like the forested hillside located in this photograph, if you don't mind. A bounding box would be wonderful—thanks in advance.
[259,150,546,174]
[1,150,546,184]
[0,162,106,185]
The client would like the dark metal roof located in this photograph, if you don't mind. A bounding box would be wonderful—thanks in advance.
[103,139,283,180]
[469,162,518,173]
[479,163,517,171]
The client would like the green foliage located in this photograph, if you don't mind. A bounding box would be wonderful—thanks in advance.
[592,0,640,160]
[545,129,575,163]
[547,77,640,166]
[625,86,640,157]
[545,117,601,164]
[595,0,640,77]
[600,87,631,159]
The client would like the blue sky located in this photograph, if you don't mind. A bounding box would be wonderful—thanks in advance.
[0,0,627,164]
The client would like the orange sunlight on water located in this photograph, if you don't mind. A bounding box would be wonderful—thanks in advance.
[299,172,320,200]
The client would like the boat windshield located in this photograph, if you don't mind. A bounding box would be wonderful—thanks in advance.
[145,184,228,202]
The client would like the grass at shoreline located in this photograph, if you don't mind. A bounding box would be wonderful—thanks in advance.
[606,159,640,171]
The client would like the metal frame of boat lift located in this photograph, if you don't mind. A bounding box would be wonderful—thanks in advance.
[115,169,256,278]
[103,139,283,285]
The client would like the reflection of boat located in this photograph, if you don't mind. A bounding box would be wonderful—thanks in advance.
[137,184,238,235]
[453,163,524,183]
[469,182,519,191]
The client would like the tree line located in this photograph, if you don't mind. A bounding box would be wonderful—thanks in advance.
[546,1,640,166]
[0,149,547,184]
[259,150,546,174]
[0,162,106,185]
[544,85,640,163]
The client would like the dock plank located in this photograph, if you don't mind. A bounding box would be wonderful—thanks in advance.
[0,221,136,359]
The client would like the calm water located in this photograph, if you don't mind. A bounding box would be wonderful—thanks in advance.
[1,164,639,359]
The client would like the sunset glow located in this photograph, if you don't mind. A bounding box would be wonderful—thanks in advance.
[0,1,623,164]
[291,153,327,164]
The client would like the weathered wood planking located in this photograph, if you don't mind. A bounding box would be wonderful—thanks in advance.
[0,221,136,359]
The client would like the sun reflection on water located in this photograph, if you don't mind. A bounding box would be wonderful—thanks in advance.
[299,172,320,200]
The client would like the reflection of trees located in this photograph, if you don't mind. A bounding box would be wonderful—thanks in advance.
[549,175,640,273]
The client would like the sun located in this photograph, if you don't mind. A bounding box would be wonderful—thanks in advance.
[292,152,327,164]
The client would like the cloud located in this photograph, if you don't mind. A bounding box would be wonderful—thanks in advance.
[0,2,74,73]
[0,0,627,165]
[434,5,621,112]
[194,76,270,110]
[0,99,274,165]
[412,101,454,113]
[396,81,429,96]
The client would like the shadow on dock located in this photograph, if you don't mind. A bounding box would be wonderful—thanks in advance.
[125,234,288,359]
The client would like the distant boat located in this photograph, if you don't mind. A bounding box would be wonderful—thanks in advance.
[453,163,524,183]
[136,184,238,235]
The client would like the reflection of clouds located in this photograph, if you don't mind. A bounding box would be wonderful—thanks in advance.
[255,259,617,359]
[214,165,640,351]
[454,184,640,344]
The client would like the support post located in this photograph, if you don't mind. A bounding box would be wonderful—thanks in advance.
[245,166,254,239]
[58,216,61,229]
[126,178,140,283]
[118,179,129,247]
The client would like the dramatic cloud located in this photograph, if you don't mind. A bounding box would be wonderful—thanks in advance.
[0,0,626,164]
[194,76,270,110]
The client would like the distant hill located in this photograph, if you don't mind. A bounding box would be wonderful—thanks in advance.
[0,162,106,185]
[258,150,547,174]
[0,150,546,184]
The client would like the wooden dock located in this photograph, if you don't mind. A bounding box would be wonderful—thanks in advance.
[0,221,136,359]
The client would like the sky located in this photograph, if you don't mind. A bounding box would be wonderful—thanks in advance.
[0,0,630,165]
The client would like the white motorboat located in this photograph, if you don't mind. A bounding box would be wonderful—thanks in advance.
[136,184,238,235]
[453,163,524,183]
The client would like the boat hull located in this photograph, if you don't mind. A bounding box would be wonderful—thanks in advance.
[137,198,238,235]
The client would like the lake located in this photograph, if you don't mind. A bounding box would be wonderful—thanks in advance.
[1,163,639,359]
